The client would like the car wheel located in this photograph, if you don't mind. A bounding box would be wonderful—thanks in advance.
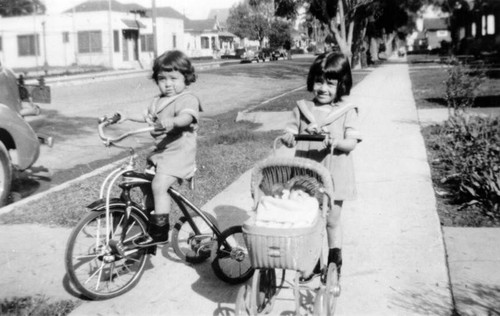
[0,142,13,206]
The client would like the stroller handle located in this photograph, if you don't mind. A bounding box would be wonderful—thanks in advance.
[294,134,325,141]
[274,133,327,153]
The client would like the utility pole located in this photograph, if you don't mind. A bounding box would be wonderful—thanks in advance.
[107,0,114,68]
[42,20,48,74]
[152,0,158,58]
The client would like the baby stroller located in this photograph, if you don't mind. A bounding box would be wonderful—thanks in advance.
[235,153,341,316]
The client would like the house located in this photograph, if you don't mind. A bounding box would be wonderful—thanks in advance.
[423,18,451,50]
[459,0,500,56]
[183,17,237,58]
[0,0,184,70]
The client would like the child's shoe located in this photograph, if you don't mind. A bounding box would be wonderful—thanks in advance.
[299,260,322,284]
[133,214,170,247]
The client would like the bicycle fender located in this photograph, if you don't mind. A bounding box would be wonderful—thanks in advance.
[86,199,148,222]
[86,198,124,210]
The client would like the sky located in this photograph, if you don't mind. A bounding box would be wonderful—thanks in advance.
[43,0,242,19]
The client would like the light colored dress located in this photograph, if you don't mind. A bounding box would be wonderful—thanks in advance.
[285,99,362,201]
[146,93,202,178]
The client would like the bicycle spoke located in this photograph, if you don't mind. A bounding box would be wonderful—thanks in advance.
[66,208,149,299]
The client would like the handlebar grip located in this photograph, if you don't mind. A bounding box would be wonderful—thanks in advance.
[108,113,121,124]
[294,134,326,141]
[98,113,121,125]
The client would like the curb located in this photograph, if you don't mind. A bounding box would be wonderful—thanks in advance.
[0,158,126,216]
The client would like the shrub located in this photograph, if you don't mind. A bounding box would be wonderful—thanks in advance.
[444,57,485,114]
[428,114,500,218]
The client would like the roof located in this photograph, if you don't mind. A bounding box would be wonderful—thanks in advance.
[121,19,146,29]
[184,18,218,32]
[146,7,185,20]
[423,18,449,31]
[218,31,236,38]
[65,1,185,20]
[65,0,147,13]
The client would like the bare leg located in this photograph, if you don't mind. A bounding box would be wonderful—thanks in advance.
[326,201,343,273]
[134,174,176,246]
[326,201,343,248]
[152,173,176,215]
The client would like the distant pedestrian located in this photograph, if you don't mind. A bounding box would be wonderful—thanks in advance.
[281,52,362,281]
[115,50,202,246]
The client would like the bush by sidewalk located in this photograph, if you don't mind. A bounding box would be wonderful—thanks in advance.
[409,54,500,226]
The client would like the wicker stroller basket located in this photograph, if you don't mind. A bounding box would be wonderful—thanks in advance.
[243,156,334,274]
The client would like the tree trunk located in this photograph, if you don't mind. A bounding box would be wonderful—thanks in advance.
[384,32,396,58]
[329,0,352,60]
[369,37,379,63]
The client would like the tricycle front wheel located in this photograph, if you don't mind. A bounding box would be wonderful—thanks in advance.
[64,207,148,300]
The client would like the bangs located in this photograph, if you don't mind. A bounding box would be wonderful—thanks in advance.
[160,66,177,72]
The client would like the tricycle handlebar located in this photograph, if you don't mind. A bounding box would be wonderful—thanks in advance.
[97,112,165,146]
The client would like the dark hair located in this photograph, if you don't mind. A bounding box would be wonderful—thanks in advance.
[152,50,196,85]
[306,53,352,102]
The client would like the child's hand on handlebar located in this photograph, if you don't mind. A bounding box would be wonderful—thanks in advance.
[99,112,122,124]
[305,123,320,134]
[281,133,296,148]
[323,134,338,150]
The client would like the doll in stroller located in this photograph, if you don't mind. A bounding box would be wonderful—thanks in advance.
[236,155,341,316]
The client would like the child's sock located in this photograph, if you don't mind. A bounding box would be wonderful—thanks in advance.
[148,213,169,242]
[328,248,342,275]
[135,214,169,246]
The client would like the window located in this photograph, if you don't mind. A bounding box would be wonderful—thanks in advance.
[472,23,476,37]
[18,34,40,56]
[113,30,120,52]
[62,32,69,43]
[172,34,177,48]
[201,36,209,49]
[140,34,154,52]
[77,31,102,53]
[482,14,495,35]
[487,14,495,35]
[437,30,448,37]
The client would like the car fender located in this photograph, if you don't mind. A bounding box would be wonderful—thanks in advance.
[0,103,40,170]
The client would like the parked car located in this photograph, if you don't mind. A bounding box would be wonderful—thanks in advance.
[235,47,266,63]
[0,65,49,206]
[257,48,274,62]
[270,48,287,60]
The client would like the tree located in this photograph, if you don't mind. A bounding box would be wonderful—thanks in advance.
[268,19,293,49]
[227,2,271,47]
[0,0,45,17]
[251,0,432,66]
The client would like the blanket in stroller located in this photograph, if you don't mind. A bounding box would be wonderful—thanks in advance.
[253,190,319,228]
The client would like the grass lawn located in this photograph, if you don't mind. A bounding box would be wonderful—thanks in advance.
[408,54,500,227]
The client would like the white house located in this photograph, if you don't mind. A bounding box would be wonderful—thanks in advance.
[184,17,237,58]
[0,0,184,70]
